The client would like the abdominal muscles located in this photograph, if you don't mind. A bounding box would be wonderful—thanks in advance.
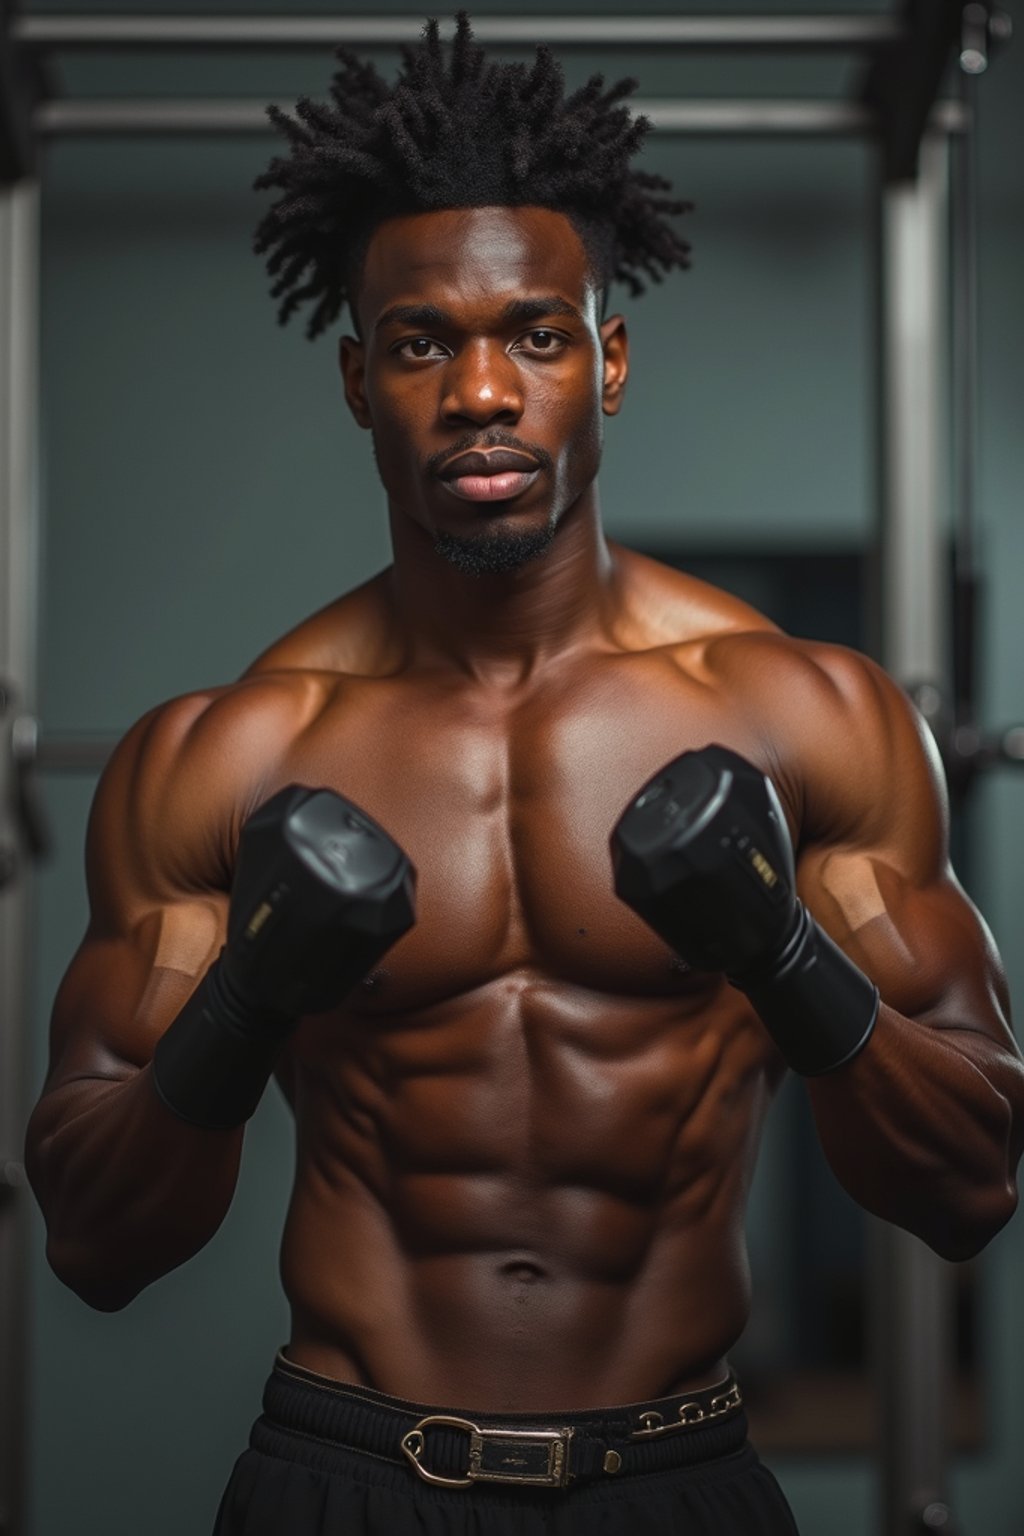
[279,970,774,1412]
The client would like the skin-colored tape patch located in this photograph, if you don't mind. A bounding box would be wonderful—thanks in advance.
[135,964,200,1036]
[152,902,222,976]
[819,855,888,932]
[818,854,915,968]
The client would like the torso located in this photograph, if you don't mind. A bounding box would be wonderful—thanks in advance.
[228,547,800,1410]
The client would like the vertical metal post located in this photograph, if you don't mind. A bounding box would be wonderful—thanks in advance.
[874,131,956,1536]
[878,132,950,690]
[0,174,41,1536]
[951,69,980,732]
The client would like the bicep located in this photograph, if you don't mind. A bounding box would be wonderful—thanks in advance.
[787,644,1016,1054]
[40,696,232,1097]
[44,898,228,1094]
[798,843,1014,1049]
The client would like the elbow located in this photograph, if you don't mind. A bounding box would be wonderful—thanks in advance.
[30,1157,144,1311]
[922,1182,1018,1263]
[45,1236,144,1313]
[928,1230,989,1264]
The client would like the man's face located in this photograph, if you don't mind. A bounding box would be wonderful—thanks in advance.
[340,205,628,575]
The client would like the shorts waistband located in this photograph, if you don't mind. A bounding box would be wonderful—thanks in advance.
[257,1351,748,1491]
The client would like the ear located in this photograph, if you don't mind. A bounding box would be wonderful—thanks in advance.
[339,335,371,429]
[599,314,628,417]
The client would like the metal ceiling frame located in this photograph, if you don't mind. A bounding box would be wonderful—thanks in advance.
[0,7,1013,1536]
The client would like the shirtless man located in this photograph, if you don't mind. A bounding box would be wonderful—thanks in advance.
[25,19,1024,1536]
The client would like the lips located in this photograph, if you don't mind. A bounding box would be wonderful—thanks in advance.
[445,471,538,502]
[437,449,540,480]
[436,448,542,505]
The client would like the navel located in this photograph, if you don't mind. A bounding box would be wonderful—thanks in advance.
[498,1258,548,1285]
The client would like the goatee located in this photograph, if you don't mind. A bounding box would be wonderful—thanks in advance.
[433,517,557,577]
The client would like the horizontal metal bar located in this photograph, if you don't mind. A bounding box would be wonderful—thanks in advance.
[14,14,903,53]
[35,99,277,135]
[33,96,968,139]
[645,99,879,135]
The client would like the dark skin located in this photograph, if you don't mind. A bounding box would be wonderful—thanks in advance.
[26,206,1024,1413]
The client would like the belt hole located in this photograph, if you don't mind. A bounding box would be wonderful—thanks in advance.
[603,1450,622,1474]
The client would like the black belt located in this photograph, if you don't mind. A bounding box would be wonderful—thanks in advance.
[263,1353,747,1491]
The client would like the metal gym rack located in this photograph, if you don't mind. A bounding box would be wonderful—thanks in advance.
[1,5,1020,1534]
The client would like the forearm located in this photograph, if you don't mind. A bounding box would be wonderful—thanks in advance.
[25,1067,243,1310]
[807,1004,1024,1259]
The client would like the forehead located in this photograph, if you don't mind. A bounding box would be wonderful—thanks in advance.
[358,205,597,326]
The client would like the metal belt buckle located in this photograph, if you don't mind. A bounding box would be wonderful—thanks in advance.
[400,1413,574,1489]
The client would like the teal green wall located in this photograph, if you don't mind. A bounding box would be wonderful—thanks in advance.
[23,2,1024,1532]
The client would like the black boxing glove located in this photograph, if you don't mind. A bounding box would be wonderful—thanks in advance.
[610,744,878,1076]
[151,785,416,1129]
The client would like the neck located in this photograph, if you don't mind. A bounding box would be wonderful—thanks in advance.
[385,489,620,686]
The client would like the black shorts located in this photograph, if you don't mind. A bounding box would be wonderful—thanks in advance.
[214,1353,800,1534]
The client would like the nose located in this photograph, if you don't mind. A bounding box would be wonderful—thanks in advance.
[439,340,523,427]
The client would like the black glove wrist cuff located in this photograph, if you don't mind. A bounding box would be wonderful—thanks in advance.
[151,960,295,1131]
[733,903,879,1076]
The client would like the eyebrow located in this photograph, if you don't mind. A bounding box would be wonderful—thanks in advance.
[501,296,584,325]
[375,303,449,333]
[374,296,585,333]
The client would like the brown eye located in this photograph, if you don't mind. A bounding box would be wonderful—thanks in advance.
[396,337,447,359]
[516,330,567,356]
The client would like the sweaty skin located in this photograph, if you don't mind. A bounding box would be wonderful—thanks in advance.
[26,206,1024,1414]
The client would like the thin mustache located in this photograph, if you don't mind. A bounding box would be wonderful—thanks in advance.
[427,431,553,478]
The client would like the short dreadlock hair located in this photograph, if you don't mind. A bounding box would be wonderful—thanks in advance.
[253,13,692,340]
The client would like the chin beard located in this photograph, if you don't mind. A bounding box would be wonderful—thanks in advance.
[433,516,557,577]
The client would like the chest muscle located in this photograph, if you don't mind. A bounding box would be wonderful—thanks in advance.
[278,665,771,1010]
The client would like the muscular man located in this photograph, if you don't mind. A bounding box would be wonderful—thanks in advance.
[26,18,1024,1535]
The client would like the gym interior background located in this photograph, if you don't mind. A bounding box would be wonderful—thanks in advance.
[3,0,1023,1531]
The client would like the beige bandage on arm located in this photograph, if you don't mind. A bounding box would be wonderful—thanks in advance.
[136,903,224,1036]
[818,853,915,967]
